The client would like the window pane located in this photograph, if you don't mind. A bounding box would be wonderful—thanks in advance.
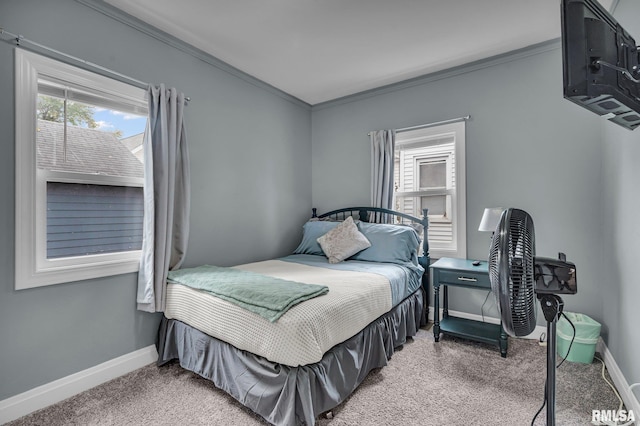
[36,94,147,259]
[46,182,143,259]
[420,195,446,216]
[419,161,446,189]
[36,94,146,178]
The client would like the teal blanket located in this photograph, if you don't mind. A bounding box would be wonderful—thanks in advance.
[167,265,329,322]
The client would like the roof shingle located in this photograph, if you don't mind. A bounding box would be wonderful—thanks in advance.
[36,120,144,178]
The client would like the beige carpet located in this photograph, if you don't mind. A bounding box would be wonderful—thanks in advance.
[8,327,622,425]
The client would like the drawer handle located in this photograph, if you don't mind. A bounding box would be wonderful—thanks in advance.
[457,276,477,282]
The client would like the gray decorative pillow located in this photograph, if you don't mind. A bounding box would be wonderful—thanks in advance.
[317,216,371,264]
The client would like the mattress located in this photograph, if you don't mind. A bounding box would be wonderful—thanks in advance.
[164,257,399,366]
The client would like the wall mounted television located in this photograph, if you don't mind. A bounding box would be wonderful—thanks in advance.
[562,0,640,130]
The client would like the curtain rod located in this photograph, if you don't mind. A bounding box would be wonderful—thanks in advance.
[0,26,191,102]
[368,115,470,136]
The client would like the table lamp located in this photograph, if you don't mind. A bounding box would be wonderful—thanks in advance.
[477,207,505,263]
[478,207,505,234]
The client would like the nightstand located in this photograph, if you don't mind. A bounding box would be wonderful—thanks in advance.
[431,257,508,357]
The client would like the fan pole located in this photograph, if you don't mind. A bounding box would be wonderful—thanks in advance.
[540,294,564,426]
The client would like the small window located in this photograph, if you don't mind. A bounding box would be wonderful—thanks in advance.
[419,160,446,190]
[394,121,466,259]
[15,49,148,289]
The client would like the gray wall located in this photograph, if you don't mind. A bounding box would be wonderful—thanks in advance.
[311,45,604,329]
[0,0,311,400]
[601,0,640,402]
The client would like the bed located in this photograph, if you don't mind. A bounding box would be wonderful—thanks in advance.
[157,207,430,425]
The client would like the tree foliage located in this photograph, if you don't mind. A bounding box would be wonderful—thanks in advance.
[37,95,98,128]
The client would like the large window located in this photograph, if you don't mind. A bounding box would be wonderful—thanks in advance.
[394,121,466,259]
[15,49,148,289]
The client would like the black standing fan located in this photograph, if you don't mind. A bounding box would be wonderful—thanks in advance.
[488,208,577,425]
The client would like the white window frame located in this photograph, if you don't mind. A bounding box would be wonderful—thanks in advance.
[394,121,466,259]
[413,154,451,221]
[15,49,148,290]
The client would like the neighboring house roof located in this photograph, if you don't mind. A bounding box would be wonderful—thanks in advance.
[36,119,144,178]
[120,133,144,163]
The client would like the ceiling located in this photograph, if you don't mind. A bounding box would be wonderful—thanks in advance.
[104,0,614,105]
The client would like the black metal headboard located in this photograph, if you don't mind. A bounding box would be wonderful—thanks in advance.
[311,206,430,297]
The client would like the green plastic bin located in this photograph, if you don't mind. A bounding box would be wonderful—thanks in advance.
[556,312,601,364]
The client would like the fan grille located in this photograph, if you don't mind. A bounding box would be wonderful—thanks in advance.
[488,208,537,337]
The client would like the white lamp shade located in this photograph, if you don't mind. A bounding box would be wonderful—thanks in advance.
[478,207,505,232]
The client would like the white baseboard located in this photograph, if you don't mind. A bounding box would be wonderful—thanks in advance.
[428,306,547,341]
[0,345,158,425]
[2,332,638,426]
[596,339,640,424]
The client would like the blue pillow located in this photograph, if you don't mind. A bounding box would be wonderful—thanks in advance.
[293,221,341,255]
[350,222,421,264]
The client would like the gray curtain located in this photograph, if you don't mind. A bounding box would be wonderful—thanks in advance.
[137,84,190,313]
[370,129,395,214]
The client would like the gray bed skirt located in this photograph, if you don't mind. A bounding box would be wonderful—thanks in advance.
[157,287,426,426]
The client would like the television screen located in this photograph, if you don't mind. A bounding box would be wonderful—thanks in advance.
[562,0,640,130]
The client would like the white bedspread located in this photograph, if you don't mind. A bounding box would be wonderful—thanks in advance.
[164,259,392,366]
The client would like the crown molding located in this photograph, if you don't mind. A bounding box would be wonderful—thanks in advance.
[74,0,563,112]
[312,39,561,111]
[75,0,311,110]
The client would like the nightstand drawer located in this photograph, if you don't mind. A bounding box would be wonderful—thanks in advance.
[436,269,491,289]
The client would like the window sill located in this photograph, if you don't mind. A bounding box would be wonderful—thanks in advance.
[15,252,141,290]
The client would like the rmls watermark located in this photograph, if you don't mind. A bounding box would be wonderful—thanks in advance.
[592,409,636,424]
